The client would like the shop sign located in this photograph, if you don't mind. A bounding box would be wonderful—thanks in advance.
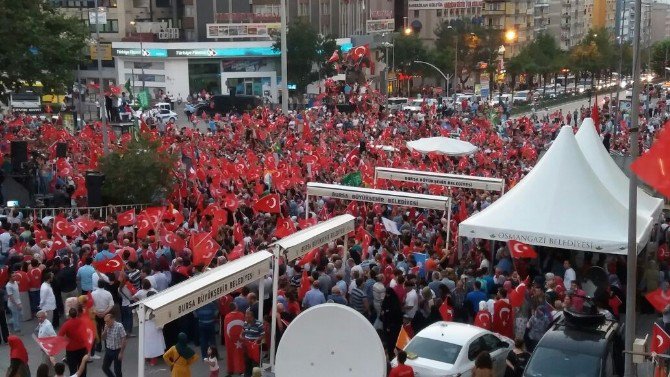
[206,23,280,39]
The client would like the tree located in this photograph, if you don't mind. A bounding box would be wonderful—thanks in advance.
[393,34,429,74]
[650,39,670,76]
[273,18,338,94]
[0,0,88,94]
[99,135,176,205]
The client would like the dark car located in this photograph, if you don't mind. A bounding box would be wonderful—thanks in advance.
[195,95,262,117]
[523,310,621,377]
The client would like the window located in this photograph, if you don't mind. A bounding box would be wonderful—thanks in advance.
[87,19,119,33]
[125,61,165,70]
[414,10,419,17]
[524,347,601,377]
[437,9,442,17]
[298,1,309,16]
[481,334,507,352]
[468,337,484,360]
[155,0,170,7]
[320,0,330,15]
[124,73,165,82]
[255,4,280,15]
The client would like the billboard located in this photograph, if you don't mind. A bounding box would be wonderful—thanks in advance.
[206,23,280,39]
[366,19,395,33]
[408,0,484,9]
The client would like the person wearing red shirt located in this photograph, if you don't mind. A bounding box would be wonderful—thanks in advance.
[58,308,89,377]
[390,351,415,377]
[28,260,42,317]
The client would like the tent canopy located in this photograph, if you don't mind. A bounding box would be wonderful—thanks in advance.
[459,126,653,255]
[406,137,478,156]
[576,118,663,219]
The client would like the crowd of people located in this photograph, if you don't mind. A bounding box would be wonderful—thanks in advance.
[0,83,667,377]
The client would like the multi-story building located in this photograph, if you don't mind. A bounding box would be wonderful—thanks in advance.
[650,1,670,44]
[54,0,176,94]
[592,0,616,32]
[619,0,652,46]
[533,0,561,38]
[556,0,591,50]
[482,0,534,57]
[406,0,485,43]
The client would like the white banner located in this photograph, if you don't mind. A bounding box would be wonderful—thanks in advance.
[366,19,395,33]
[306,182,450,210]
[206,23,280,39]
[458,224,637,255]
[408,0,484,9]
[375,167,505,192]
[144,251,271,326]
[273,215,355,262]
[382,217,401,235]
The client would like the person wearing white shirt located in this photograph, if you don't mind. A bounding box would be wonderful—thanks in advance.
[35,310,57,371]
[403,281,419,319]
[39,273,57,322]
[90,281,114,359]
[563,260,576,290]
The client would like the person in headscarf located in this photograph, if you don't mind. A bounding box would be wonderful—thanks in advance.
[163,332,198,377]
[6,335,30,377]
[379,287,403,358]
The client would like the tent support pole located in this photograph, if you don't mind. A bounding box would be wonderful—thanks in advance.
[445,199,452,253]
[138,304,145,377]
[305,195,310,219]
[269,248,280,370]
[344,236,349,264]
[258,272,265,368]
[374,171,378,189]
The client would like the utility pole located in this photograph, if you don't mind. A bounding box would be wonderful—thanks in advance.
[280,0,288,113]
[623,0,642,372]
[94,0,109,155]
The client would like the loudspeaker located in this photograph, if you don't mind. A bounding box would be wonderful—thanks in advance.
[10,141,28,172]
[85,172,105,207]
[56,142,67,158]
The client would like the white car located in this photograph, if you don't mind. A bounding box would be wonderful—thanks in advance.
[387,97,409,111]
[392,322,513,377]
[152,108,178,123]
[403,98,438,112]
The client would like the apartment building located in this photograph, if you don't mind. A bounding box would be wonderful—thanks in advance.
[406,0,485,42]
[650,1,670,44]
[482,0,534,57]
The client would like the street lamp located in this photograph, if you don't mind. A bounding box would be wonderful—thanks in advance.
[504,29,517,44]
[129,20,146,91]
[497,45,506,100]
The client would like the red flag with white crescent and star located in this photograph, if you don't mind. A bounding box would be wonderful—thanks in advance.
[116,209,136,227]
[493,299,514,339]
[190,232,220,266]
[93,255,125,274]
[252,193,281,214]
[275,217,296,238]
[223,310,246,374]
[646,288,670,313]
[507,240,538,259]
[652,322,670,354]
[34,335,69,356]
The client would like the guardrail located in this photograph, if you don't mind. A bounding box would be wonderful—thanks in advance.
[0,204,152,220]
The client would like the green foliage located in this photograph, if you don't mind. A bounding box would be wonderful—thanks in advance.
[650,39,670,76]
[569,28,616,74]
[273,17,338,93]
[0,0,88,94]
[393,34,429,74]
[99,135,176,205]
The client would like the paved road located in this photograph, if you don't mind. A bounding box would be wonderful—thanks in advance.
[0,310,659,376]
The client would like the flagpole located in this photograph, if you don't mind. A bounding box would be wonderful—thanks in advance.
[623,0,643,372]
[94,0,109,155]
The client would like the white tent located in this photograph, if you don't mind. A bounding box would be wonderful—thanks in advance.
[459,126,654,255]
[406,137,478,156]
[576,117,663,220]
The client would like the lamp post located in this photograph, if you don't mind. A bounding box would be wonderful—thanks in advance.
[280,0,288,113]
[497,45,506,101]
[413,60,451,96]
[94,0,109,155]
[130,20,146,91]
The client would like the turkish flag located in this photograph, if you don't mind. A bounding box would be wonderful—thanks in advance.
[136,214,152,239]
[72,216,96,234]
[253,194,281,213]
[591,105,600,134]
[245,340,261,363]
[160,231,186,252]
[474,310,492,330]
[646,288,670,312]
[140,206,165,232]
[439,301,453,321]
[327,50,340,63]
[275,217,296,238]
[298,270,310,301]
[356,226,372,260]
[228,244,244,261]
[652,323,670,354]
[493,299,514,339]
[233,223,244,243]
[224,311,246,374]
[298,217,317,230]
[297,248,318,267]
[507,240,538,259]
[631,124,670,198]
[117,209,137,227]
[49,234,69,260]
[93,255,125,274]
[53,217,80,238]
[190,232,220,266]
[34,335,69,356]
[509,277,529,308]
[223,194,239,212]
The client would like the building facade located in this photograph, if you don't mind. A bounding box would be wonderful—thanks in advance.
[619,0,652,46]
[556,0,591,50]
[650,1,670,44]
[482,0,534,57]
[406,0,485,42]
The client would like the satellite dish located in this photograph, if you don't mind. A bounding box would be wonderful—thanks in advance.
[275,304,386,377]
